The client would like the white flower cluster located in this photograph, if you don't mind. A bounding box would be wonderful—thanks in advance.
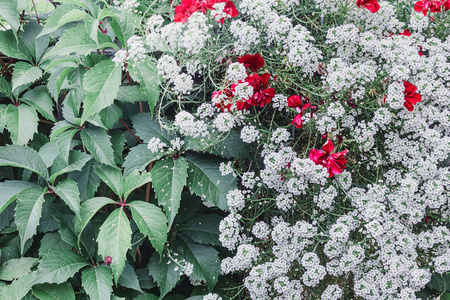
[147,137,166,153]
[229,21,260,55]
[226,62,248,83]
[157,55,194,94]
[113,36,147,69]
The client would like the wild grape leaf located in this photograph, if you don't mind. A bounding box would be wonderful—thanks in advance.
[52,179,81,217]
[22,86,56,122]
[97,208,131,284]
[118,262,142,292]
[150,157,188,227]
[15,187,46,253]
[0,30,31,61]
[0,180,39,215]
[95,164,124,197]
[12,61,42,92]
[0,257,39,281]
[74,197,116,235]
[32,283,75,300]
[0,271,37,300]
[180,214,221,246]
[81,59,122,121]
[38,4,87,37]
[185,153,237,210]
[131,113,173,144]
[123,170,152,200]
[35,249,88,284]
[81,266,113,300]
[5,104,39,146]
[80,127,116,168]
[128,201,168,255]
[128,57,160,112]
[68,158,101,201]
[148,253,180,300]
[123,144,164,177]
[0,0,20,34]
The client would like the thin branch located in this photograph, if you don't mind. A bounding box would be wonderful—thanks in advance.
[119,118,142,144]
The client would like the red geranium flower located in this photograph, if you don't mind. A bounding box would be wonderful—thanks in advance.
[443,0,450,10]
[212,89,233,112]
[309,139,348,177]
[287,94,316,128]
[245,73,275,107]
[174,0,201,23]
[399,29,411,36]
[356,0,381,13]
[211,0,238,24]
[414,0,443,16]
[403,81,422,111]
[237,53,265,73]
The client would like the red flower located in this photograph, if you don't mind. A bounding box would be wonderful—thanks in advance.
[237,53,265,73]
[309,139,348,177]
[245,73,275,107]
[399,29,411,36]
[287,94,316,128]
[414,0,443,16]
[356,0,381,13]
[174,0,201,23]
[211,0,238,24]
[443,0,450,10]
[403,81,422,111]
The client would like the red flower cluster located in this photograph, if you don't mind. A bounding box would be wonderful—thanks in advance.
[213,54,276,112]
[414,0,449,15]
[403,81,422,111]
[310,139,348,178]
[356,0,380,13]
[174,0,238,23]
[287,94,316,128]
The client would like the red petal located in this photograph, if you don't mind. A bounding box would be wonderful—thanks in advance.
[309,149,327,165]
[322,139,334,155]
[291,113,303,128]
[288,95,302,108]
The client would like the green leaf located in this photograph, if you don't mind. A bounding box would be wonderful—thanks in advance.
[180,214,221,246]
[22,20,50,63]
[178,235,220,290]
[0,0,20,34]
[0,30,31,61]
[148,253,180,300]
[80,127,116,167]
[35,249,88,284]
[56,128,77,164]
[442,293,450,300]
[49,151,92,182]
[109,12,135,47]
[131,113,173,144]
[123,170,152,200]
[116,85,147,103]
[82,266,113,300]
[74,197,115,235]
[0,145,49,179]
[43,25,98,59]
[185,154,237,210]
[39,232,72,256]
[12,61,42,92]
[50,120,76,141]
[99,103,122,128]
[32,283,75,300]
[110,130,126,166]
[5,104,39,146]
[427,273,450,293]
[95,164,124,197]
[38,141,59,168]
[68,158,101,201]
[52,179,81,217]
[97,208,131,284]
[0,180,39,215]
[1,271,37,300]
[22,86,56,122]
[123,144,164,177]
[128,57,160,112]
[118,262,142,292]
[15,187,46,253]
[128,201,168,255]
[81,59,122,121]
[0,76,12,99]
[0,257,39,281]
[38,4,87,37]
[150,157,188,227]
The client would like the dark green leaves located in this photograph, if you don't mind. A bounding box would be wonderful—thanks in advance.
[5,104,39,146]
[186,154,237,210]
[148,253,180,300]
[0,257,39,281]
